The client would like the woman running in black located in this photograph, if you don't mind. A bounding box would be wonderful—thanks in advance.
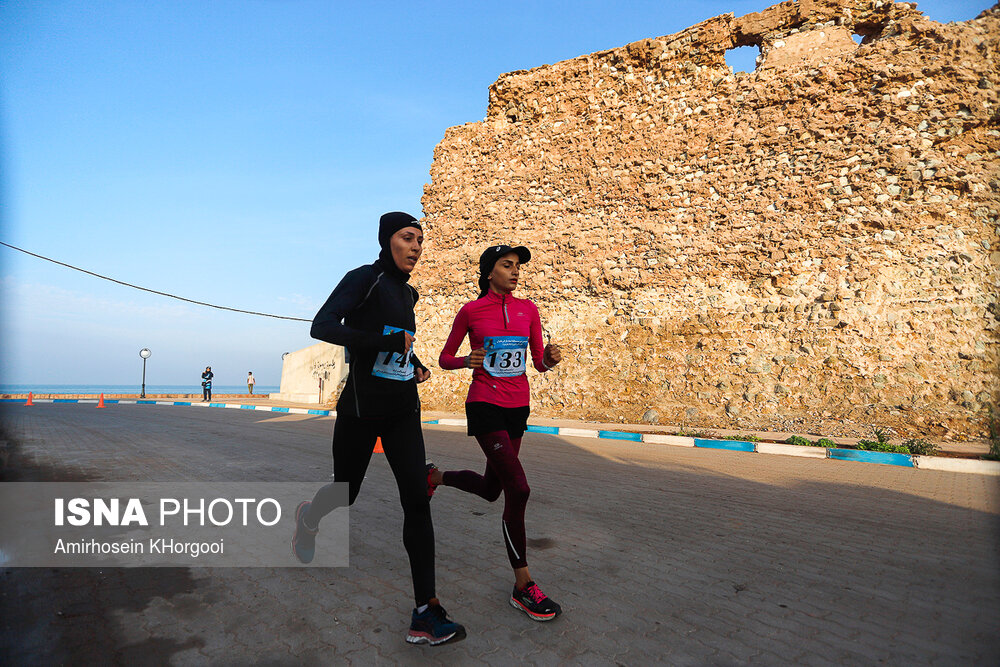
[292,211,465,646]
[430,244,564,621]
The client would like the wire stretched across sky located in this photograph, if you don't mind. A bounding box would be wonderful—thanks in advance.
[0,241,311,322]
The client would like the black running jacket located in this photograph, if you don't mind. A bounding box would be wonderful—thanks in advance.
[311,255,428,418]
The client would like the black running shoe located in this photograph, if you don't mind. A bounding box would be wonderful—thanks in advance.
[510,581,561,621]
[406,603,466,646]
[426,462,440,498]
[291,501,318,564]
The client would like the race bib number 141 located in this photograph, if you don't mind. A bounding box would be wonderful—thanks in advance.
[372,326,414,381]
[482,336,528,377]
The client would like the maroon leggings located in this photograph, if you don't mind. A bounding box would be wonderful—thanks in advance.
[441,430,530,569]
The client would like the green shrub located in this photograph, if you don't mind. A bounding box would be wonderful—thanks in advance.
[721,433,759,442]
[816,438,836,448]
[901,437,938,456]
[856,439,910,454]
[854,427,910,453]
[988,409,1000,461]
[786,435,811,447]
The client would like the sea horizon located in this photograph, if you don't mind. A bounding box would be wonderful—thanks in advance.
[0,384,280,395]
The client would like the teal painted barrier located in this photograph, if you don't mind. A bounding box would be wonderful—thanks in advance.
[695,438,756,452]
[525,425,560,434]
[598,430,643,442]
[828,448,914,467]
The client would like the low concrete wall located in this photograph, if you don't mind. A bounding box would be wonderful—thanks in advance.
[272,342,346,405]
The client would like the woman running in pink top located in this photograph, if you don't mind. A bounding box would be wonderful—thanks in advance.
[429,244,564,621]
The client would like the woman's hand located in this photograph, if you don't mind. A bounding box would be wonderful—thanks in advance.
[465,348,486,369]
[415,367,431,383]
[403,331,415,355]
[543,343,562,367]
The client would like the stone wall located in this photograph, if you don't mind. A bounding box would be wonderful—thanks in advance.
[414,0,1000,439]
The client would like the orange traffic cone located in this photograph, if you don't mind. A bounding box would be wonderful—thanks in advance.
[25,392,34,406]
[373,437,384,453]
[96,393,106,409]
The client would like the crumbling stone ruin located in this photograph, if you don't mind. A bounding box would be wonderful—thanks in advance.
[415,0,1000,439]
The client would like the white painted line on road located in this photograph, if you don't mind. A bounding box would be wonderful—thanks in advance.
[558,428,599,438]
[188,402,210,407]
[78,400,98,404]
[287,408,312,415]
[643,434,696,447]
[756,442,828,458]
[223,404,242,409]
[914,456,1000,475]
[117,400,137,404]
[155,401,173,406]
[437,418,467,426]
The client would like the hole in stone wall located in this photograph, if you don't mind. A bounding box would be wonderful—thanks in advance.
[725,45,760,74]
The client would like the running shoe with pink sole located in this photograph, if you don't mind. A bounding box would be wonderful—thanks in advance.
[510,581,561,621]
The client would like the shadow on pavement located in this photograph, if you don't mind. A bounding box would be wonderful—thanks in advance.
[1,420,202,666]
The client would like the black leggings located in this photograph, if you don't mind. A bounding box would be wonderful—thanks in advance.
[305,411,435,607]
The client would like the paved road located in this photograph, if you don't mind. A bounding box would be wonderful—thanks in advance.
[2,403,998,665]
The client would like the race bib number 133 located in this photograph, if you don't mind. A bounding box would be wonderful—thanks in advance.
[372,326,415,381]
[482,336,528,377]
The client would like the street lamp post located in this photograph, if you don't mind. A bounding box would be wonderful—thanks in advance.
[139,348,151,398]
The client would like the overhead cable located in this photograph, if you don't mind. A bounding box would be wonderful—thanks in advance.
[0,241,311,322]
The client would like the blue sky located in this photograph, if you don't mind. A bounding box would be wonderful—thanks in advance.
[0,1,987,388]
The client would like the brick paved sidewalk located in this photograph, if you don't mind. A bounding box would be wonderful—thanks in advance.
[2,403,998,665]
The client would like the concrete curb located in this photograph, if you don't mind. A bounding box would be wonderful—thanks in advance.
[5,399,998,476]
[421,418,1000,476]
[914,455,1000,474]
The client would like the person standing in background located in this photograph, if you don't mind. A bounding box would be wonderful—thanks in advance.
[201,366,214,402]
[247,371,256,395]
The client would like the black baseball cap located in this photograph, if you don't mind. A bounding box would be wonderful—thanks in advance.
[479,244,531,277]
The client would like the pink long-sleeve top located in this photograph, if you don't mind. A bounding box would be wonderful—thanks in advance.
[439,290,550,408]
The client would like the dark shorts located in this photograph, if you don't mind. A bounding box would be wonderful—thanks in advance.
[465,402,530,439]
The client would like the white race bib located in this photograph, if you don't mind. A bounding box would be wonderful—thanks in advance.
[372,326,415,381]
[482,336,528,377]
